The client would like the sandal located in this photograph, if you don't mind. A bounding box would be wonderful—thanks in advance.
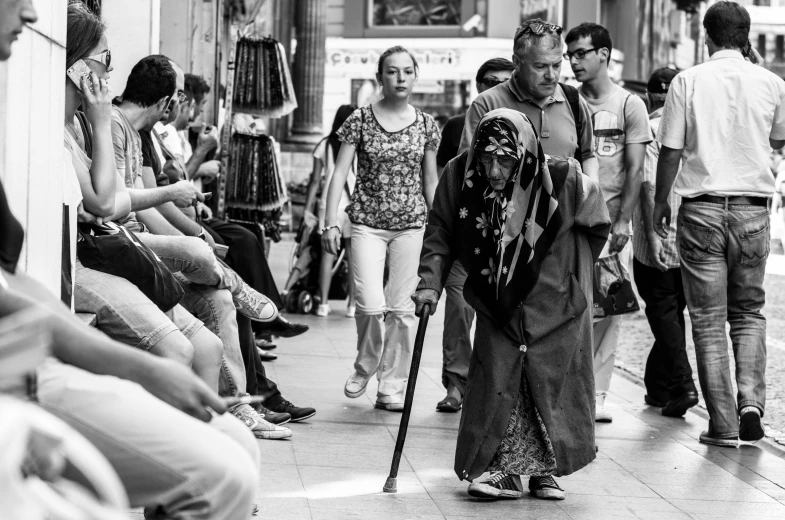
[436,395,462,413]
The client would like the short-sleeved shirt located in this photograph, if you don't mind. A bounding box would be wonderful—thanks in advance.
[659,50,785,198]
[337,105,440,230]
[581,84,652,222]
[633,110,681,269]
[111,106,143,227]
[458,76,595,162]
[436,113,465,168]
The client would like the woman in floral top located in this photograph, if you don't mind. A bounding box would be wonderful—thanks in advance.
[322,46,440,411]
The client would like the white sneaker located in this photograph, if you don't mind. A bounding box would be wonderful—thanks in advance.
[375,395,405,411]
[595,393,612,423]
[344,372,370,398]
[315,303,331,317]
[345,303,356,318]
[232,404,292,439]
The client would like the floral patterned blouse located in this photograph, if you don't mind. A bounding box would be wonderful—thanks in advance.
[337,105,440,230]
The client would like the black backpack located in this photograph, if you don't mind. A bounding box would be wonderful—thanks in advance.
[559,82,584,167]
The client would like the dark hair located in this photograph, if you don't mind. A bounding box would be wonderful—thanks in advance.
[703,1,750,50]
[185,73,211,103]
[565,22,613,64]
[475,57,514,84]
[122,55,177,108]
[66,2,106,70]
[327,104,357,162]
[376,46,419,78]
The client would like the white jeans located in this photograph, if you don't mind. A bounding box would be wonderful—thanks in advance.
[36,359,259,520]
[350,224,424,398]
[592,244,632,395]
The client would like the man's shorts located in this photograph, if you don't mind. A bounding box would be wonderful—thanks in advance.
[74,259,203,350]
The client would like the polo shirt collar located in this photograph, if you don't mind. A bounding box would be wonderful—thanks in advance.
[508,72,565,105]
[710,49,744,61]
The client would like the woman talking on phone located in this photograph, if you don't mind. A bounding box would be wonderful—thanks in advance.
[322,46,440,411]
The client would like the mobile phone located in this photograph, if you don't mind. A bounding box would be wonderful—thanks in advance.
[742,39,758,64]
[202,192,212,200]
[66,59,93,92]
[222,395,266,408]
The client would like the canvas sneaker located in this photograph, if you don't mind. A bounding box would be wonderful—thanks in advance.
[595,392,612,423]
[233,284,278,323]
[467,472,523,499]
[315,304,330,317]
[375,395,405,412]
[232,404,291,440]
[529,475,565,500]
[344,372,370,398]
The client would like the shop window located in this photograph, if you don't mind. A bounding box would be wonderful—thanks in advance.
[371,0,462,26]
[777,35,784,61]
[344,0,478,38]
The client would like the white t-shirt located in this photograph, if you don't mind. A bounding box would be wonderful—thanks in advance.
[659,50,785,198]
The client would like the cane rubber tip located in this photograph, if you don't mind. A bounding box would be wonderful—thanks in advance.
[383,477,398,493]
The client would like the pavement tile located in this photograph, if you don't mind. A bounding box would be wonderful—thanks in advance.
[311,511,445,520]
[293,440,413,472]
[250,497,311,519]
[307,495,442,515]
[428,490,562,517]
[647,482,779,502]
[668,498,785,515]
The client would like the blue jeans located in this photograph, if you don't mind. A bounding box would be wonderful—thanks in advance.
[677,200,768,438]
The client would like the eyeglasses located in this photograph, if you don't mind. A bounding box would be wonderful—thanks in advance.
[85,49,111,69]
[477,152,517,170]
[563,47,601,60]
[481,78,507,88]
[515,21,562,41]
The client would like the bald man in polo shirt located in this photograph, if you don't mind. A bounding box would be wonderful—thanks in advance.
[458,19,597,179]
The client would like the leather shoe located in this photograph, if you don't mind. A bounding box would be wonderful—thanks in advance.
[740,410,765,442]
[257,316,309,338]
[661,391,699,417]
[255,337,277,350]
[436,395,462,413]
[644,394,667,408]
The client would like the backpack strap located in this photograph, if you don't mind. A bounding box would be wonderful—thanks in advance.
[558,82,583,167]
[75,111,94,159]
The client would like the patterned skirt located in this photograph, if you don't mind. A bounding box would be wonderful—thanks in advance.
[487,367,557,476]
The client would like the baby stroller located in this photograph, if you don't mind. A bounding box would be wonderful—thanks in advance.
[285,211,351,314]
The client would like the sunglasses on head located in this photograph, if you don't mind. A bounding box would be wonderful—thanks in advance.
[85,49,111,69]
[515,21,562,41]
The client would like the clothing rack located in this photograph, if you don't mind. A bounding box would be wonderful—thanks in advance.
[218,30,294,229]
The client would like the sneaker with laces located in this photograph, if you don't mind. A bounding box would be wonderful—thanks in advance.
[375,395,405,412]
[315,304,330,317]
[528,475,565,500]
[344,372,370,398]
[255,405,291,425]
[267,400,316,422]
[233,284,278,323]
[231,404,291,440]
[467,472,523,499]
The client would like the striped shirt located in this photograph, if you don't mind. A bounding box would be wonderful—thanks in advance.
[633,109,681,269]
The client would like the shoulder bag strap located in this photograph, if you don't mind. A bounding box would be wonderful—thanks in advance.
[558,82,584,167]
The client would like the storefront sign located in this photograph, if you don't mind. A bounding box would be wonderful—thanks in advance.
[329,49,457,68]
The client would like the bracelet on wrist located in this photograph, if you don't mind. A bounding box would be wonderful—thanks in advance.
[321,225,341,235]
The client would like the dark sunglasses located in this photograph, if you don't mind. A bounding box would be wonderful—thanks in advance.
[85,49,111,69]
[481,78,508,88]
[564,47,601,60]
[515,21,562,41]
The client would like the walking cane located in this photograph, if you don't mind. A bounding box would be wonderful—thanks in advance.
[383,303,431,493]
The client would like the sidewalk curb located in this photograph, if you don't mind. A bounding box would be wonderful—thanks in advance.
[614,363,785,458]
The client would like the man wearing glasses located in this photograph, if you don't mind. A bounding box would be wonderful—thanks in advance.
[433,57,514,414]
[458,19,597,180]
[565,23,651,423]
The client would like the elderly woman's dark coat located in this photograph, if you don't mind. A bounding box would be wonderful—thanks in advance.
[417,152,610,480]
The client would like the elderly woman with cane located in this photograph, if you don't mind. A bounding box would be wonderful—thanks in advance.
[412,108,610,500]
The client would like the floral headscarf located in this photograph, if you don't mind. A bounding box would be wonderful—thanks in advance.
[457,108,564,326]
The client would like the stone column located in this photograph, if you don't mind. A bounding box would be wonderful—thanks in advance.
[289,0,326,144]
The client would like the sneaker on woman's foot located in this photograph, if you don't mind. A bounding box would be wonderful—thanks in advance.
[467,472,523,499]
[233,284,278,323]
[315,304,330,317]
[344,372,370,398]
[346,303,356,318]
[232,404,291,440]
[528,475,565,500]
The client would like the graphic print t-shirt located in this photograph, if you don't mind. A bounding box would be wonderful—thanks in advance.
[581,84,651,222]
